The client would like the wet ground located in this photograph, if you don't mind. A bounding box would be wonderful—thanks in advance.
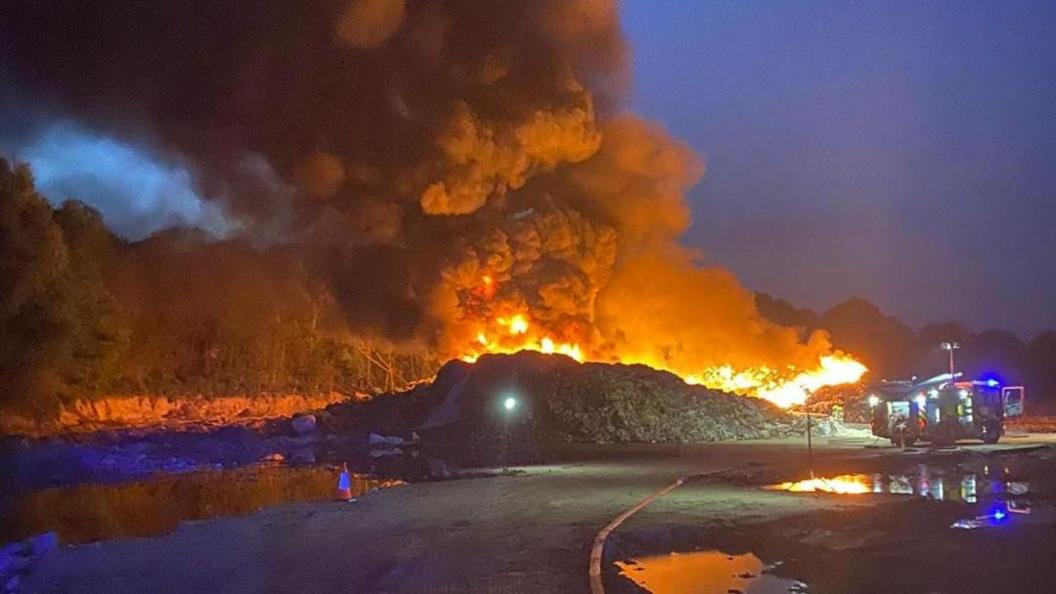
[0,424,373,493]
[10,433,1056,593]
[606,445,1056,594]
[0,465,401,544]
[766,460,1031,503]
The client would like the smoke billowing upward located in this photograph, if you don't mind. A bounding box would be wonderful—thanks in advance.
[1,0,839,385]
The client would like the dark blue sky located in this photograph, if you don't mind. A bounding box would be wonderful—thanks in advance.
[622,0,1056,337]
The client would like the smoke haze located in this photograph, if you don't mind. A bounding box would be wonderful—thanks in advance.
[1,0,835,377]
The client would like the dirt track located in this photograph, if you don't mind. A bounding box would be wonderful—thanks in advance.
[22,434,1056,593]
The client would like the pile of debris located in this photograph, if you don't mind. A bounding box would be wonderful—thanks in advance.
[800,383,869,423]
[397,352,791,446]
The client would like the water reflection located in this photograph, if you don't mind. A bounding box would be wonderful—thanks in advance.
[616,550,806,594]
[767,465,1029,504]
[0,465,401,544]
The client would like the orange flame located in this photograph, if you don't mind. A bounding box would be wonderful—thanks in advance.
[461,311,585,364]
[684,355,868,408]
[458,276,867,408]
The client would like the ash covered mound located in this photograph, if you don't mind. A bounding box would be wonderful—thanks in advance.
[407,352,790,444]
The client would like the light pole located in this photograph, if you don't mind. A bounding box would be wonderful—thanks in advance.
[941,341,960,380]
[801,385,814,479]
[501,395,517,466]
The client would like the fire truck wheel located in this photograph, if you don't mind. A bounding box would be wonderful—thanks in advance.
[981,423,1001,444]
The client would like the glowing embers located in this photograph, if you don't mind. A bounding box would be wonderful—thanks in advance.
[616,550,806,594]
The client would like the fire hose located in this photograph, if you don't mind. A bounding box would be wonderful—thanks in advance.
[588,468,734,594]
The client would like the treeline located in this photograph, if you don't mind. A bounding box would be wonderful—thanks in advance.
[756,294,1056,404]
[5,158,1054,414]
[0,160,436,414]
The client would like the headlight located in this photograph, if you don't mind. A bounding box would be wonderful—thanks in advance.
[868,395,880,407]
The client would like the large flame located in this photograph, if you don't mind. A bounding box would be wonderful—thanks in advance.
[458,279,866,408]
[684,355,868,408]
[461,311,585,364]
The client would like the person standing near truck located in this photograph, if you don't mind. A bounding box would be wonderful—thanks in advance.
[831,399,844,424]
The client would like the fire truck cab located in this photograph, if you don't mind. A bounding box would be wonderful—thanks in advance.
[868,374,1024,446]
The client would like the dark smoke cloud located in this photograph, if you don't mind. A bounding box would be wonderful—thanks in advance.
[0,0,834,371]
[335,0,407,48]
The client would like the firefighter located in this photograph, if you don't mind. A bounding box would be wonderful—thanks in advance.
[831,399,844,424]
[890,412,909,448]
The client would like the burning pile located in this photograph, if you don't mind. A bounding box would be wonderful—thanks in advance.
[409,352,793,445]
[453,273,866,408]
[2,0,865,406]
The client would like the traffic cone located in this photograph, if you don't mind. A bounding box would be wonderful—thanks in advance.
[335,463,354,501]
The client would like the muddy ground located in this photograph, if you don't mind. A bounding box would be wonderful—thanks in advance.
[17,434,1056,593]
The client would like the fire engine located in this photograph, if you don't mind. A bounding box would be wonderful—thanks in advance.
[868,373,1024,446]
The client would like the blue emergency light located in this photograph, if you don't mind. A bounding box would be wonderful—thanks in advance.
[988,504,1009,525]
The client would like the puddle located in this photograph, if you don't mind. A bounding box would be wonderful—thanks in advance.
[0,465,401,545]
[765,463,1043,531]
[766,464,1029,503]
[616,550,806,594]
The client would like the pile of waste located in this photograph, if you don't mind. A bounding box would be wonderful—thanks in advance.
[799,382,869,423]
[392,352,792,446]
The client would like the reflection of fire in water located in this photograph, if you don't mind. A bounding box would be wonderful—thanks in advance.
[769,474,872,494]
[4,466,403,544]
[458,277,866,408]
[769,467,1030,505]
[615,550,803,594]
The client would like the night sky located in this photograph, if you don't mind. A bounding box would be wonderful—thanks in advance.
[4,1,1055,337]
[623,0,1056,337]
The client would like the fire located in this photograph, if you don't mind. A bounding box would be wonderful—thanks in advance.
[686,355,868,408]
[498,314,529,335]
[458,276,867,408]
[460,306,585,364]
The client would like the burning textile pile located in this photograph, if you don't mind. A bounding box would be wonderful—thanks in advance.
[2,0,865,407]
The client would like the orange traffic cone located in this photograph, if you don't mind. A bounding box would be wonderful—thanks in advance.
[335,463,354,501]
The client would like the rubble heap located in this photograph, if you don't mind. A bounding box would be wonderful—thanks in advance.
[402,352,792,444]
